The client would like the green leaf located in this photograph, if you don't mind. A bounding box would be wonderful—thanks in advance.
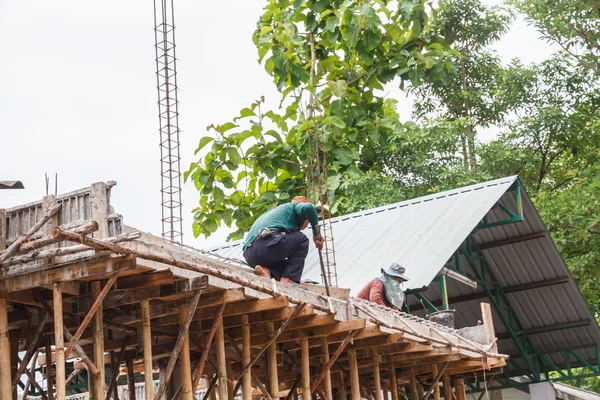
[227,147,242,164]
[340,13,359,47]
[230,190,244,206]
[333,147,356,165]
[306,13,317,32]
[330,116,346,128]
[327,80,348,97]
[218,122,238,133]
[192,221,202,237]
[309,0,329,13]
[203,218,219,234]
[212,187,225,204]
[240,108,256,118]
[194,137,214,155]
[184,163,198,182]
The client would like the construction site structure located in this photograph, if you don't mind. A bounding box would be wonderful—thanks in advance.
[154,0,183,244]
[0,181,504,400]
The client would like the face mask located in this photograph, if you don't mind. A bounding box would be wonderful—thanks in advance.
[380,273,405,308]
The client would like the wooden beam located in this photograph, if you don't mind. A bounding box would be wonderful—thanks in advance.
[454,378,466,400]
[90,281,105,400]
[0,298,12,400]
[216,316,229,400]
[409,369,418,400]
[141,299,154,400]
[12,311,49,385]
[226,331,273,400]
[179,310,194,400]
[0,254,136,294]
[154,286,203,400]
[422,362,449,400]
[480,303,497,353]
[251,319,365,346]
[66,272,119,358]
[373,348,381,400]
[45,336,54,400]
[321,337,333,400]
[478,231,546,250]
[66,368,83,387]
[242,314,252,400]
[443,374,452,400]
[348,350,360,400]
[267,322,280,399]
[90,182,109,238]
[117,270,174,289]
[53,283,66,400]
[0,202,62,265]
[301,338,311,400]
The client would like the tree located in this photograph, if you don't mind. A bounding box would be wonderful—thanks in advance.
[410,0,518,173]
[187,0,454,240]
[515,0,600,74]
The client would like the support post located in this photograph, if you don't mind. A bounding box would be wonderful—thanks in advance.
[301,338,311,400]
[10,331,18,400]
[409,369,418,400]
[321,338,333,400]
[481,303,498,353]
[179,310,194,400]
[348,350,360,400]
[227,360,236,400]
[45,337,54,400]
[339,371,347,400]
[388,358,398,400]
[267,322,279,399]
[242,314,252,400]
[382,383,389,400]
[442,374,452,400]
[431,365,441,400]
[126,360,136,400]
[372,348,382,400]
[454,379,466,400]
[141,299,155,400]
[90,182,110,238]
[216,316,229,400]
[0,298,12,400]
[90,281,105,400]
[53,283,66,400]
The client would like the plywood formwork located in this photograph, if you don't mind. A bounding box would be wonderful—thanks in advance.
[0,182,507,400]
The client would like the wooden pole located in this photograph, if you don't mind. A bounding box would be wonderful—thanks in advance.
[409,369,418,400]
[141,299,155,400]
[227,360,236,400]
[216,316,229,400]
[348,350,360,400]
[192,302,227,393]
[480,303,498,353]
[417,383,424,400]
[382,383,389,400]
[442,374,452,400]
[179,310,194,400]
[12,311,49,385]
[311,330,358,394]
[388,358,398,400]
[45,337,54,400]
[0,298,12,400]
[431,365,441,400]
[454,379,466,400]
[105,336,129,400]
[301,338,311,400]
[53,283,66,400]
[267,322,279,399]
[242,314,252,400]
[372,348,381,400]
[421,363,449,400]
[90,281,105,400]
[126,359,137,400]
[321,337,333,400]
[66,368,83,386]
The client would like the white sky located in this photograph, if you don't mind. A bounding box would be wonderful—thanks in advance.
[0,0,556,248]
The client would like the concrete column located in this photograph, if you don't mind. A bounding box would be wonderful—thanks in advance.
[530,382,555,400]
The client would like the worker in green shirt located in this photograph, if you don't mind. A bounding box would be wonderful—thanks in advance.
[242,196,325,284]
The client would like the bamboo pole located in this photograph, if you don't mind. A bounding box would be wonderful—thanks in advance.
[242,314,252,400]
[179,310,194,400]
[90,281,105,400]
[0,298,12,400]
[373,348,382,400]
[348,350,360,400]
[301,338,311,400]
[409,369,418,400]
[66,368,83,387]
[443,374,452,400]
[105,336,129,400]
[267,322,279,399]
[126,360,136,400]
[417,383,424,400]
[382,383,389,400]
[321,337,333,400]
[53,283,66,400]
[421,363,449,400]
[388,359,398,400]
[311,330,358,394]
[454,379,466,400]
[192,302,227,393]
[227,360,235,400]
[340,371,347,400]
[12,311,49,385]
[226,332,274,400]
[141,299,155,400]
[216,316,229,400]
[432,365,441,400]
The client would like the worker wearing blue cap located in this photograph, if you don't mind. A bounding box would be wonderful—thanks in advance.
[356,263,409,309]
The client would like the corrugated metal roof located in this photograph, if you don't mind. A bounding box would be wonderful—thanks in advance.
[206,176,600,375]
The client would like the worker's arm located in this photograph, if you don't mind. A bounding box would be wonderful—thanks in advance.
[369,280,387,306]
[295,203,324,249]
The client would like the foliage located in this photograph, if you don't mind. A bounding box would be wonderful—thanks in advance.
[187,0,455,240]
[515,0,600,74]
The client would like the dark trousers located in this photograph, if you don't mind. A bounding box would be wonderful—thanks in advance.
[243,231,309,283]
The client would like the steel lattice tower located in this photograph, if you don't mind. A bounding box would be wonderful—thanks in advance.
[153,0,183,243]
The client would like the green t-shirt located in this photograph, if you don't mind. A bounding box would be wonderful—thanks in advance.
[242,202,320,251]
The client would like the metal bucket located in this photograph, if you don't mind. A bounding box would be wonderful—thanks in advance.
[427,309,455,328]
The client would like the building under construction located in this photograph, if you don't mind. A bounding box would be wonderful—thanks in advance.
[0,176,598,400]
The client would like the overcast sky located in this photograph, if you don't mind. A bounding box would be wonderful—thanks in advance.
[1,0,555,248]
